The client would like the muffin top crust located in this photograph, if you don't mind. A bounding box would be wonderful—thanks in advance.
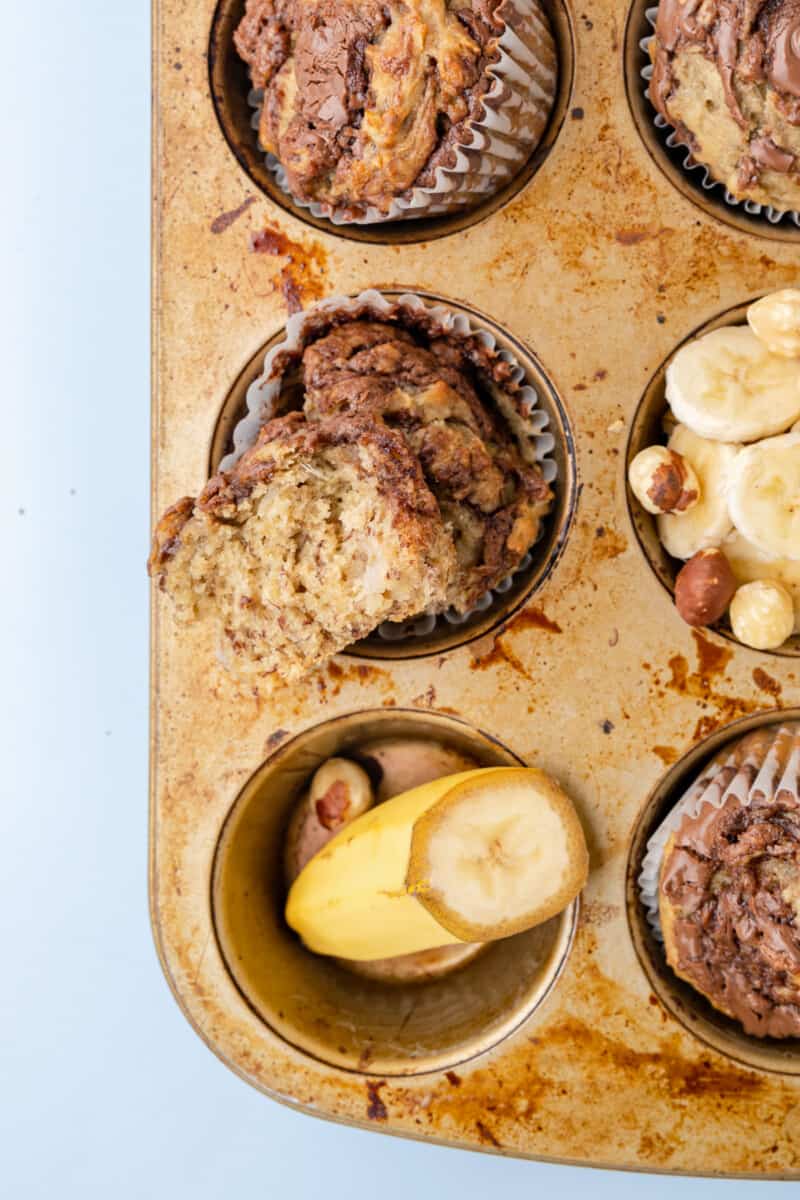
[256,307,553,612]
[234,0,509,213]
[649,0,800,209]
[659,725,800,1038]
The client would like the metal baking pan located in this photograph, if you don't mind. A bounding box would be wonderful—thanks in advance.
[151,0,800,1175]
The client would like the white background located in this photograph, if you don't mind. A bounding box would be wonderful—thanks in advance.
[1,2,794,1194]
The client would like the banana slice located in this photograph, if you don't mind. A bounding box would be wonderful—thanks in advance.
[285,767,588,960]
[666,326,800,443]
[724,531,800,632]
[657,424,739,560]
[409,769,588,943]
[728,432,800,562]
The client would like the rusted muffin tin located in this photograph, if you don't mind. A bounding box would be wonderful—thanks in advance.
[152,0,800,1177]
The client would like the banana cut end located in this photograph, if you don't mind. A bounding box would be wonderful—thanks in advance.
[407,767,589,943]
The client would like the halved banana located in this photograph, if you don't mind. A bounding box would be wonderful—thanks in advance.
[728,432,800,562]
[285,767,588,960]
[666,326,800,443]
[657,424,739,560]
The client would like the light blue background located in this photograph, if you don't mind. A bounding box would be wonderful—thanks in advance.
[1,2,792,1196]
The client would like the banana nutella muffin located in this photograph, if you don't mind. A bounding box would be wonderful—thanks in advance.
[653,723,800,1038]
[149,413,455,681]
[233,0,557,220]
[149,298,554,683]
[649,0,800,211]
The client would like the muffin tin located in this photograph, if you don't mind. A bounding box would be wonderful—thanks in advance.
[152,0,800,1177]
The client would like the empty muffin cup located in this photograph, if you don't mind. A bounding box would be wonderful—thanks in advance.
[211,709,578,1075]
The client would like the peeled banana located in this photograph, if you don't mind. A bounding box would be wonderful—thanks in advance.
[667,326,800,443]
[285,767,588,961]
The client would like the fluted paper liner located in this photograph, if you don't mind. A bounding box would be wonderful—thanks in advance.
[640,7,800,228]
[639,722,800,942]
[245,0,557,225]
[219,289,558,640]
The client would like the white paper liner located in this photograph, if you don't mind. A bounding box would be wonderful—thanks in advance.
[245,0,557,225]
[638,723,800,943]
[219,289,558,641]
[640,8,800,228]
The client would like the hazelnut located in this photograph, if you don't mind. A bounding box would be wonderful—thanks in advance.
[310,758,373,829]
[628,445,700,515]
[747,289,800,359]
[284,757,374,884]
[674,549,736,627]
[729,580,795,650]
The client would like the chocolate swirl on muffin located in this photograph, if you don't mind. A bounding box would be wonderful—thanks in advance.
[149,302,553,682]
[649,0,800,210]
[234,0,556,217]
[659,724,800,1038]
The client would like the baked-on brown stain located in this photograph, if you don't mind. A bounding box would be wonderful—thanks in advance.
[592,525,628,561]
[753,667,782,700]
[471,636,533,683]
[323,660,391,698]
[476,1119,502,1148]
[250,226,327,314]
[264,727,289,752]
[210,194,255,233]
[652,744,679,765]
[366,1081,388,1121]
[506,605,563,635]
[615,227,654,245]
[661,633,761,740]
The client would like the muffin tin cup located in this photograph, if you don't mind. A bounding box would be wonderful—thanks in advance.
[211,708,578,1077]
[627,709,800,1077]
[623,0,800,242]
[243,0,557,227]
[625,297,800,658]
[210,288,576,660]
[208,0,575,243]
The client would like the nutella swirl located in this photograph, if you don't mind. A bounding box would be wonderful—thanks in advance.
[660,725,800,1039]
[649,0,800,205]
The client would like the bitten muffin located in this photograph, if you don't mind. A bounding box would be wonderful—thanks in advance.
[658,723,800,1038]
[649,0,800,210]
[149,413,456,682]
[149,303,553,682]
[252,307,554,612]
[234,0,557,217]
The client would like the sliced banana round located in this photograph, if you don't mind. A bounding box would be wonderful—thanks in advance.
[728,432,800,562]
[408,768,588,943]
[724,531,800,632]
[666,325,800,443]
[747,290,800,359]
[657,424,739,560]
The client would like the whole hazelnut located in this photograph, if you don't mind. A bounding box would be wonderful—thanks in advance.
[729,581,795,650]
[674,549,736,627]
[628,446,700,515]
[747,289,800,359]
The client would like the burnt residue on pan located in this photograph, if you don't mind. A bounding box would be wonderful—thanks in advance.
[648,631,781,741]
[248,225,328,312]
